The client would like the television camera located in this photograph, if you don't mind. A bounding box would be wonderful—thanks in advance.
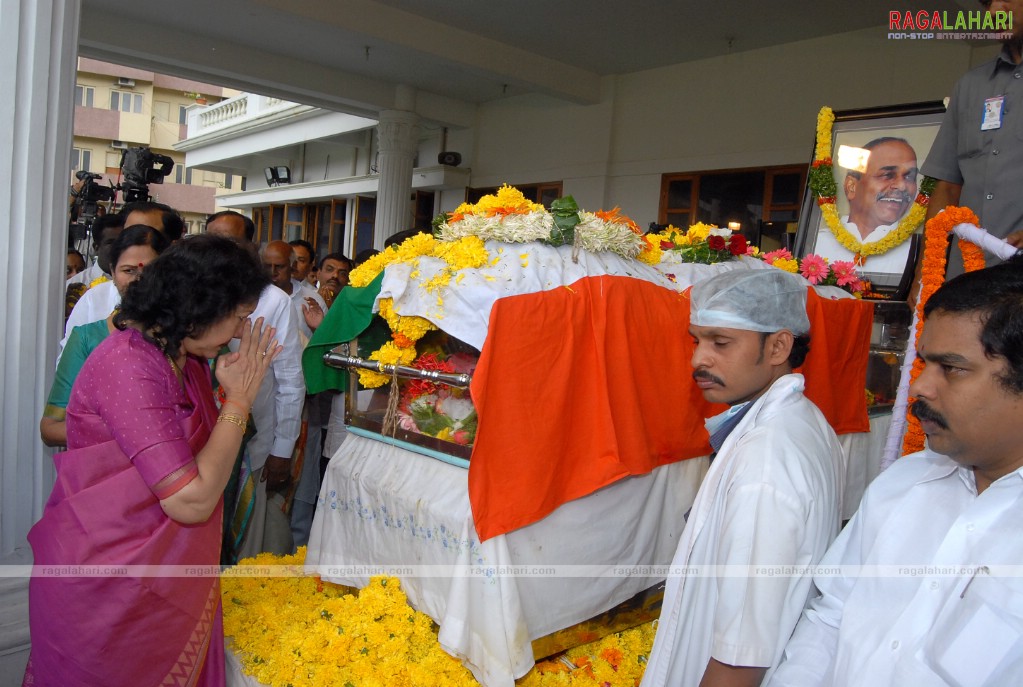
[70,146,174,240]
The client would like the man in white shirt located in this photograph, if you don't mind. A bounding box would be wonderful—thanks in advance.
[207,212,306,558]
[262,240,327,342]
[769,260,1023,687]
[642,269,844,687]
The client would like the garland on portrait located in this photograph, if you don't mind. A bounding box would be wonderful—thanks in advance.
[810,106,935,265]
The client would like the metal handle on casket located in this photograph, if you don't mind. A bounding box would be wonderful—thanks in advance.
[323,347,472,388]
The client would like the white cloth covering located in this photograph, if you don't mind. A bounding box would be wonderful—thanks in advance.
[379,242,774,351]
[768,451,1023,687]
[57,280,120,364]
[641,374,844,687]
[286,278,327,343]
[302,434,709,687]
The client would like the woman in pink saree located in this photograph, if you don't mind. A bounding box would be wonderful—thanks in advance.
[25,235,281,687]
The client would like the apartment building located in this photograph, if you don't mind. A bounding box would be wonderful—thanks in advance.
[72,58,241,233]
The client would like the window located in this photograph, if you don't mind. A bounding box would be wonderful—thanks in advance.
[354,196,376,255]
[659,165,806,246]
[179,105,189,125]
[413,191,435,233]
[285,204,307,242]
[110,90,143,114]
[70,148,91,173]
[466,181,562,209]
[105,151,122,174]
[74,85,94,108]
[224,173,234,189]
[174,166,193,185]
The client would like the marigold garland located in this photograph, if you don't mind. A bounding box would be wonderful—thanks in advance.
[810,105,933,265]
[223,549,657,687]
[901,206,985,455]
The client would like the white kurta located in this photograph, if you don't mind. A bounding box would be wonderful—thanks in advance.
[641,373,844,687]
[228,284,305,469]
[768,451,1023,687]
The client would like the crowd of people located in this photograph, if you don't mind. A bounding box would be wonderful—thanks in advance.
[25,2,1023,682]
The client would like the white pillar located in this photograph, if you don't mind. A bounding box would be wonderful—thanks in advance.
[0,0,80,561]
[372,109,420,249]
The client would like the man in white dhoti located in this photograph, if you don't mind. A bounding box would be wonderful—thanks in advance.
[642,269,844,687]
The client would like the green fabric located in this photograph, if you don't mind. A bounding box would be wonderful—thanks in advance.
[302,272,386,394]
[47,318,111,411]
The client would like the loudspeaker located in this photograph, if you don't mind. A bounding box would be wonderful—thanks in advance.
[438,151,462,167]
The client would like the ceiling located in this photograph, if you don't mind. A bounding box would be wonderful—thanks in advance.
[80,0,969,118]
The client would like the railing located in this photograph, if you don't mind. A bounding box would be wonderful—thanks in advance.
[185,93,298,138]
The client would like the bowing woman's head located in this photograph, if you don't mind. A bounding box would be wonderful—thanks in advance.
[115,234,269,359]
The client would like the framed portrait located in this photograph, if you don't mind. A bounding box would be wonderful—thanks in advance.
[794,102,946,300]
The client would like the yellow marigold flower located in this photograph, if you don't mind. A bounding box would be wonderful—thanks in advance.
[815,106,835,161]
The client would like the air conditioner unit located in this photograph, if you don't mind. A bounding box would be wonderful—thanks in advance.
[117,77,135,88]
[111,140,128,150]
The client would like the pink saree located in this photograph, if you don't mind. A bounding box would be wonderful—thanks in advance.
[25,329,225,687]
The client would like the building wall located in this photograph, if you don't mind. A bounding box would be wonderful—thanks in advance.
[469,27,986,225]
[72,59,239,223]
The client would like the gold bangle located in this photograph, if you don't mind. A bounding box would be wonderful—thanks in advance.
[221,399,250,416]
[217,413,247,432]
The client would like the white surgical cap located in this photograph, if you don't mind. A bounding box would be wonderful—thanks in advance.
[690,269,810,335]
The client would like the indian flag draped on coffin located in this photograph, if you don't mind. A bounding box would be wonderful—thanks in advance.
[303,186,872,541]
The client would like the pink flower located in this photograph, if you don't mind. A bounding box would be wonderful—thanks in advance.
[761,248,793,265]
[799,253,829,285]
[831,260,859,287]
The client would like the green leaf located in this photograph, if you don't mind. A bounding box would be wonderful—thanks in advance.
[548,196,580,246]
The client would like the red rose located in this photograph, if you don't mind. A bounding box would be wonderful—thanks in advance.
[660,240,674,250]
[707,235,726,251]
[727,234,748,256]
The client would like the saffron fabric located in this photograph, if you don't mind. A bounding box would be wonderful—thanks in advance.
[468,277,871,541]
[26,328,225,686]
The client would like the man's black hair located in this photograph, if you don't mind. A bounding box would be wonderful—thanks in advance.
[354,248,380,266]
[120,201,185,241]
[319,252,353,270]
[90,213,125,250]
[289,239,315,265]
[924,259,1023,393]
[207,210,256,242]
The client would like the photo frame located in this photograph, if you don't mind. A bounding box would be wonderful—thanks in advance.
[794,102,946,300]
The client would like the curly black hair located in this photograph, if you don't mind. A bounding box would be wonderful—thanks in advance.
[115,234,269,357]
[108,224,171,270]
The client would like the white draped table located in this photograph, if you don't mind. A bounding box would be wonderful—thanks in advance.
[227,413,892,687]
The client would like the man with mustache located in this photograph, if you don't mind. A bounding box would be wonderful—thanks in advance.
[643,269,844,687]
[769,259,1023,686]
[815,137,920,279]
[315,252,352,308]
